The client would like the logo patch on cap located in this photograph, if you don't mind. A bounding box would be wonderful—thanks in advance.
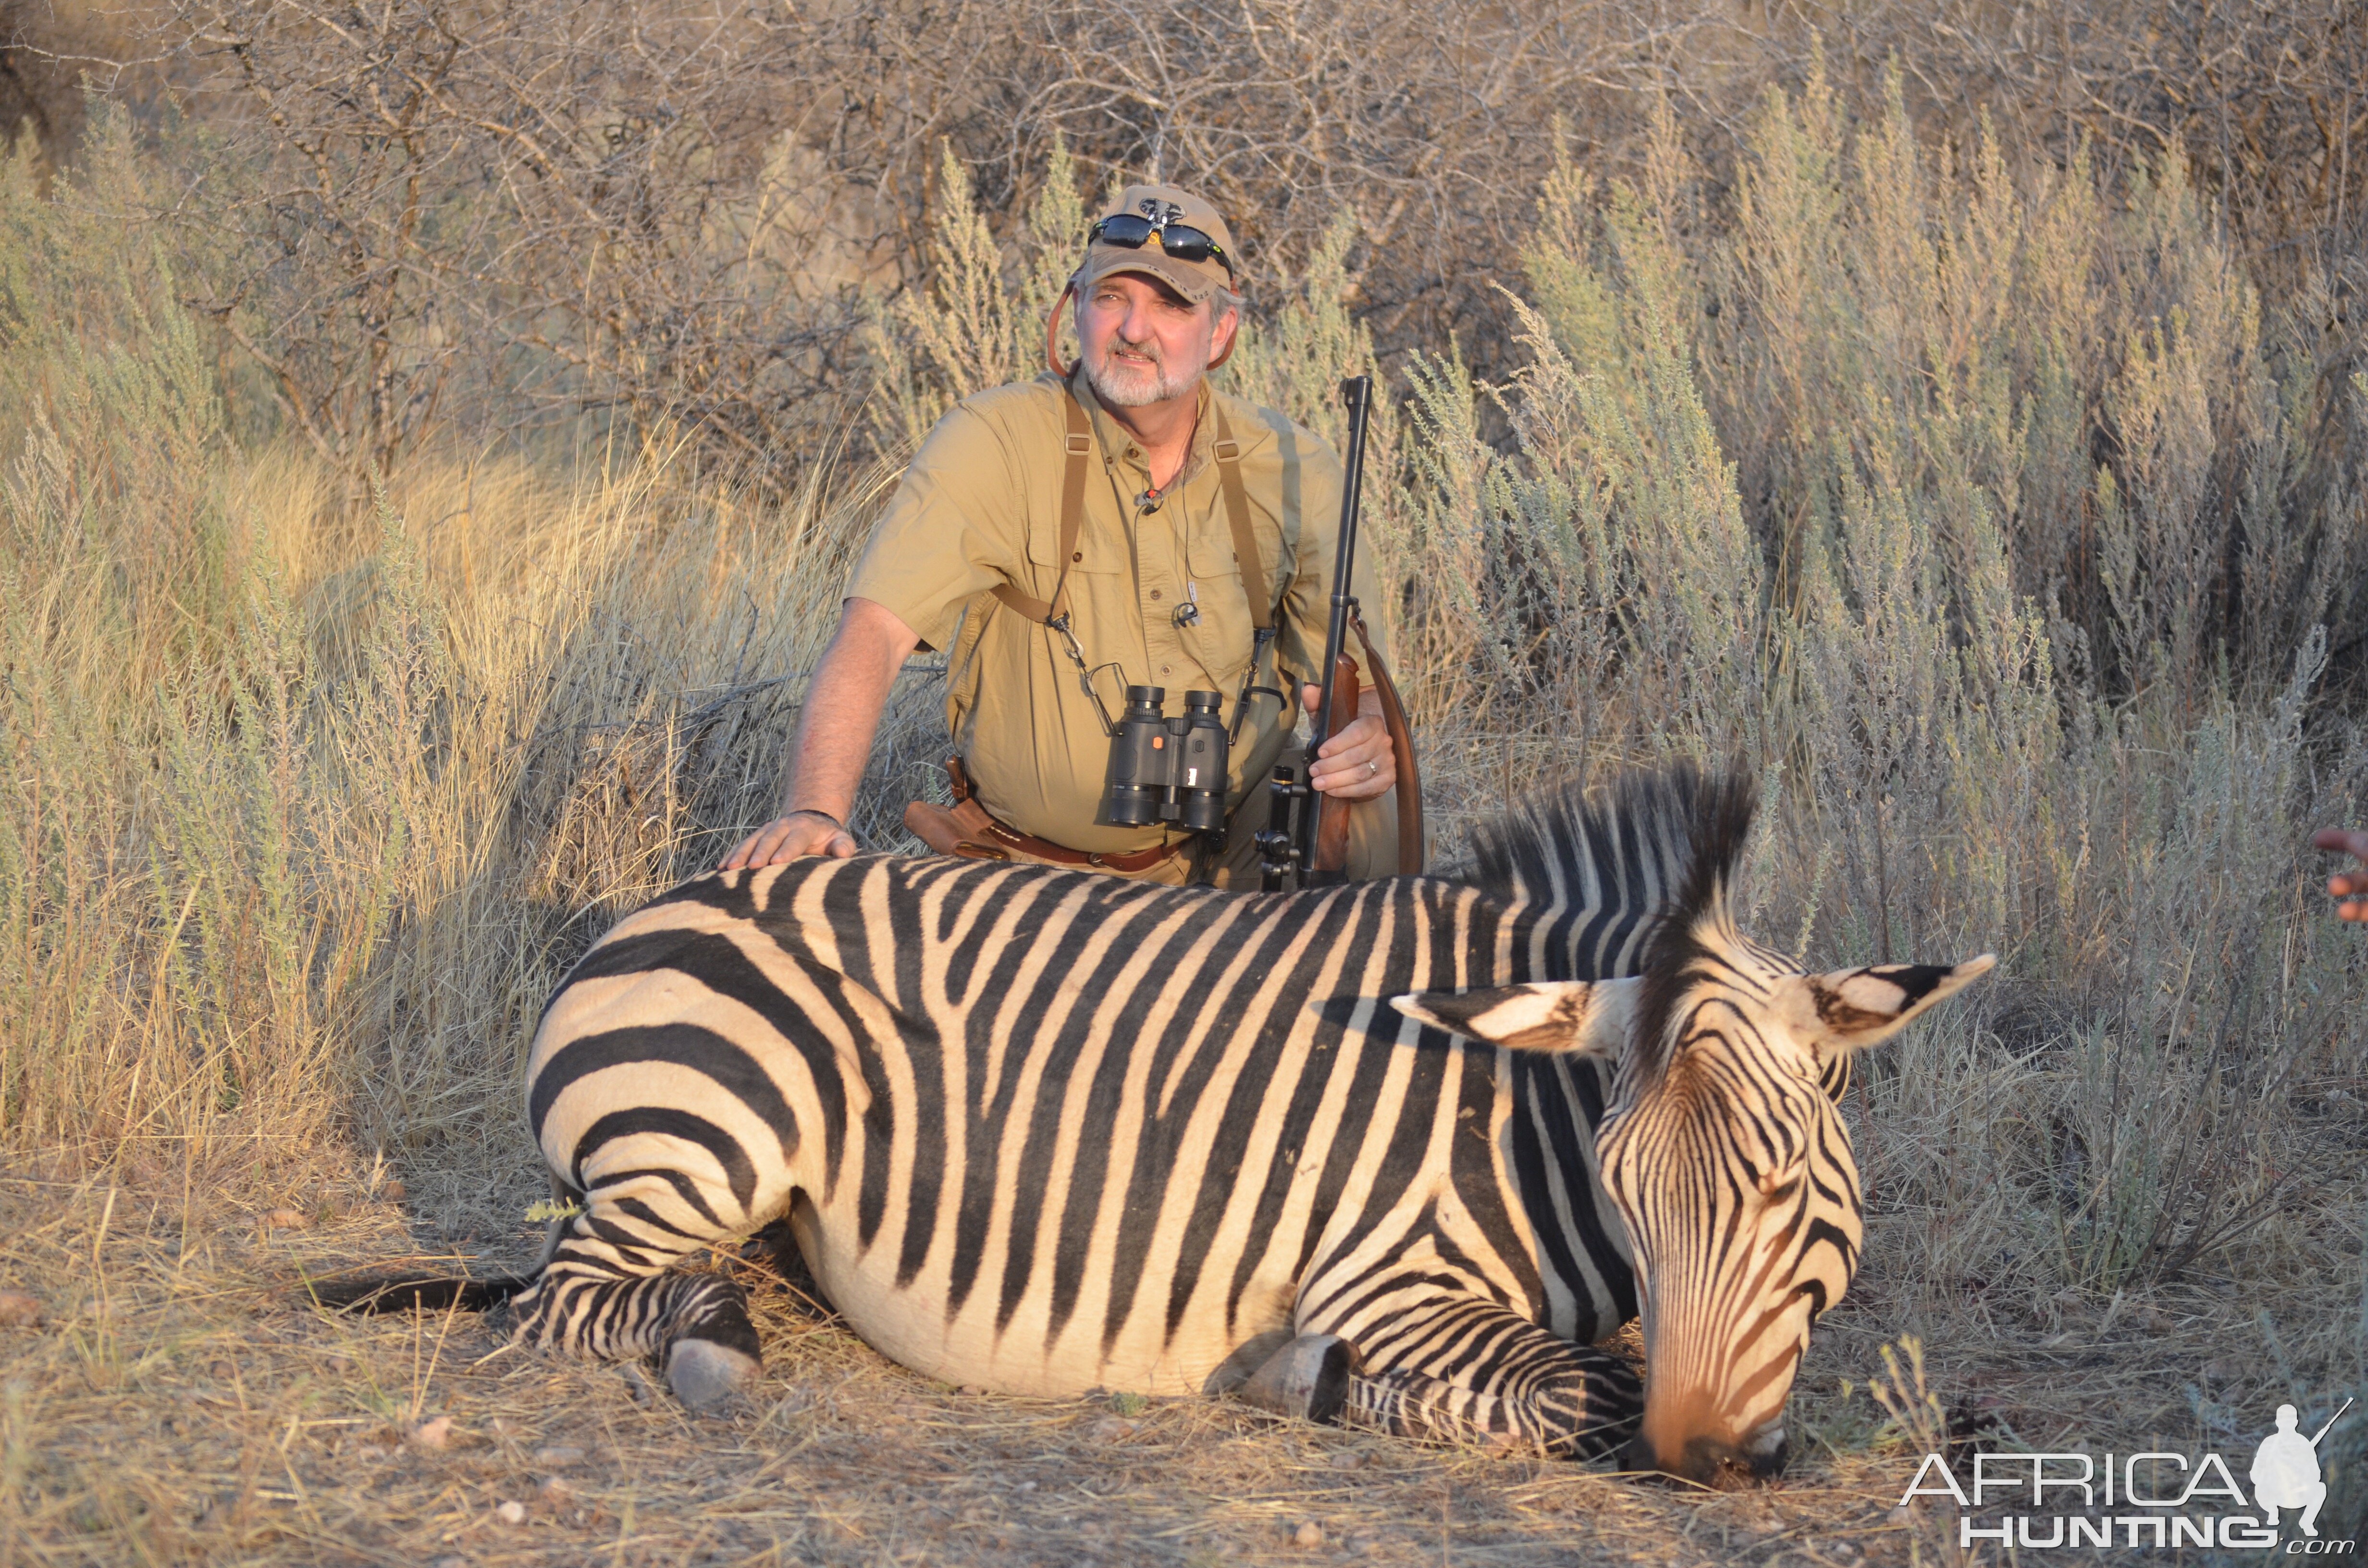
[1136,198,1185,226]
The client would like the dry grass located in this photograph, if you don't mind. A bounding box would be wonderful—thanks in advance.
[5,54,2368,1568]
[3,1089,2360,1566]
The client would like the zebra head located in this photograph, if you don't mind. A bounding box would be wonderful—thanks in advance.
[1395,771,1994,1487]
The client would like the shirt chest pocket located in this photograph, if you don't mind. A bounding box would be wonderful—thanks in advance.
[1187,514,1293,621]
[1024,490,1127,574]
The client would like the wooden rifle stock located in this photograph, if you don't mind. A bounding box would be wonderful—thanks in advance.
[1310,653,1361,875]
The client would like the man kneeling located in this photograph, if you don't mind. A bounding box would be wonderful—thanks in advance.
[725,183,1406,886]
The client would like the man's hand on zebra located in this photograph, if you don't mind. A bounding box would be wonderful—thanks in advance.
[2311,828,2368,921]
[1302,683,1395,800]
[725,809,858,870]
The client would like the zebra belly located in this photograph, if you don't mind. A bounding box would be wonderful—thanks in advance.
[786,1186,1303,1398]
[790,1203,1288,1402]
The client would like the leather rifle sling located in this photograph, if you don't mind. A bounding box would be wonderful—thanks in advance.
[989,381,1094,625]
[1350,609,1425,872]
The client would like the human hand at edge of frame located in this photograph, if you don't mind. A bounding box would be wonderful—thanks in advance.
[1302,684,1396,800]
[2311,828,2368,920]
[722,810,857,871]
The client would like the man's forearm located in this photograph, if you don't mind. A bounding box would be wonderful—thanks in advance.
[779,598,921,819]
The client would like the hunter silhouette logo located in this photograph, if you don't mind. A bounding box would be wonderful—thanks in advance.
[2254,1400,2351,1539]
[1899,1396,2356,1552]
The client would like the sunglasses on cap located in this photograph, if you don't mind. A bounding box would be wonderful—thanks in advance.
[1087,213,1236,281]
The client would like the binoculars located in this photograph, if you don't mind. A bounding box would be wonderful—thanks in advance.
[1104,686,1230,834]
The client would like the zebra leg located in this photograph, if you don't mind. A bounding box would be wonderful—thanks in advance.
[1321,1298,1642,1458]
[1342,1358,1637,1457]
[1234,1334,1357,1424]
[509,1172,764,1414]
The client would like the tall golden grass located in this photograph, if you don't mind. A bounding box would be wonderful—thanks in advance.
[3,68,2364,1539]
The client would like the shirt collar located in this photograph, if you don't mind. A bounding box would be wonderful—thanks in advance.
[1068,373,1215,494]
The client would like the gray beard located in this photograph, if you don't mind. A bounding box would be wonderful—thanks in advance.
[1081,341,1201,407]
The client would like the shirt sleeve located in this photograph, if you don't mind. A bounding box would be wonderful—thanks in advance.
[847,402,1027,653]
[1273,430,1392,691]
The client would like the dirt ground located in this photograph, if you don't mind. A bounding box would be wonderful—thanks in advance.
[0,1142,2355,1568]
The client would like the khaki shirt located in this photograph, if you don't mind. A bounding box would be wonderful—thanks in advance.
[850,372,1389,856]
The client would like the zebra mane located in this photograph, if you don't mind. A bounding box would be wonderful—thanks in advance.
[1454,765,1743,985]
[1631,768,1759,1085]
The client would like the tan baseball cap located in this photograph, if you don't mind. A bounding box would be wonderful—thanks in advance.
[1072,184,1238,306]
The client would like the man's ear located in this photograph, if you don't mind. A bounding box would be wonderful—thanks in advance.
[1389,978,1636,1055]
[1208,299,1241,368]
[1777,955,1997,1054]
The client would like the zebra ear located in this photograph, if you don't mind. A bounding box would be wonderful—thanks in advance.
[1779,955,1997,1054]
[1389,979,1636,1055]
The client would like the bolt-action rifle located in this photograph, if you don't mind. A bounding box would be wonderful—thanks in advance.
[1257,376,1424,891]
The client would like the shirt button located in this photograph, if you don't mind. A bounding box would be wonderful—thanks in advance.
[1161,664,1172,675]
[1072,551,1083,562]
[1149,588,1163,600]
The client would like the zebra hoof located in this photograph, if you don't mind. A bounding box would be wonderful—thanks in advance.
[1236,1334,1354,1425]
[666,1337,760,1414]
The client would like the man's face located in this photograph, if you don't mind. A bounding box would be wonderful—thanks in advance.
[1076,272,1237,410]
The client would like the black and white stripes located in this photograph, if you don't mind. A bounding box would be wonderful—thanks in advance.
[321,766,1992,1480]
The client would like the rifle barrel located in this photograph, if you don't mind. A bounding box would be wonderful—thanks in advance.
[1299,375,1373,878]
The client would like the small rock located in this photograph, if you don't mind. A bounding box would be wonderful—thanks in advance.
[621,1365,656,1405]
[409,1416,454,1451]
[493,1499,526,1525]
[538,1475,574,1504]
[428,1558,466,1568]
[1293,1520,1326,1548]
[1013,1479,1037,1493]
[259,1208,308,1230]
[1887,1504,1913,1525]
[1328,1449,1365,1470]
[381,1179,406,1203]
[958,1384,987,1396]
[0,1290,41,1328]
[1087,1417,1137,1440]
[532,1444,586,1465]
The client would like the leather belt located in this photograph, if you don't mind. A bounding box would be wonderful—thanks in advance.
[903,758,1184,873]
